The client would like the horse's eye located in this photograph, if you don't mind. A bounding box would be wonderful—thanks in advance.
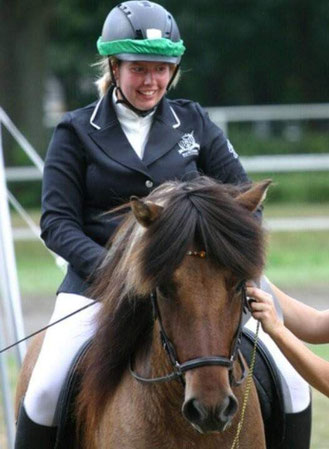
[158,281,177,300]
[225,277,244,297]
[235,280,245,294]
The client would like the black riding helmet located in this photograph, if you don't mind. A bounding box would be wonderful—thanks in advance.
[97,1,185,115]
[98,1,185,63]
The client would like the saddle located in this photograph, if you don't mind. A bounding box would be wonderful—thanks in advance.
[54,339,92,449]
[241,328,286,448]
[54,332,286,449]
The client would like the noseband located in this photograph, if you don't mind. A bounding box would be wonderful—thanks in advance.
[130,251,250,387]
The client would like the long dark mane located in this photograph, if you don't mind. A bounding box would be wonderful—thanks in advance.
[77,176,266,436]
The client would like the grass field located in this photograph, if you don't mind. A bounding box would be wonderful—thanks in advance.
[266,230,329,287]
[12,229,329,295]
[308,344,329,449]
[2,203,328,447]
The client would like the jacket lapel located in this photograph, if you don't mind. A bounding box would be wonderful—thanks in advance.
[88,89,151,178]
[142,98,185,167]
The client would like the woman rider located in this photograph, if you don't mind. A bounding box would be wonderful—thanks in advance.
[15,1,311,448]
[15,2,251,447]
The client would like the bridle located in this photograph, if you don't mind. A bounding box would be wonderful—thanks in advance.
[130,251,250,387]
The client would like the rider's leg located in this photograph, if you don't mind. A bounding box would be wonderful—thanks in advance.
[15,404,57,449]
[284,403,312,449]
[15,293,101,448]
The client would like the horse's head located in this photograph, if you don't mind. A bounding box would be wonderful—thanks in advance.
[128,177,271,434]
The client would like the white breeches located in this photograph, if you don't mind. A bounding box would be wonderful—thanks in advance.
[24,293,101,426]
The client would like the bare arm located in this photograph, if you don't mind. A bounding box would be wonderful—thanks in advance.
[268,282,329,344]
[247,286,329,397]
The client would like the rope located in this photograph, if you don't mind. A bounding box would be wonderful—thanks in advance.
[230,321,260,449]
[0,301,97,355]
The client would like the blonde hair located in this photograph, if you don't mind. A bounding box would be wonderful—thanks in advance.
[94,57,181,97]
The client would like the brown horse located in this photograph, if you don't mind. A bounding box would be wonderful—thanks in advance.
[16,176,271,449]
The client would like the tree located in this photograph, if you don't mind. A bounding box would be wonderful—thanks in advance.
[1,0,329,159]
[0,1,54,158]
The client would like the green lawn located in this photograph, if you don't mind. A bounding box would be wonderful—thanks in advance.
[309,344,329,361]
[311,388,329,449]
[263,202,329,218]
[14,231,329,294]
[265,230,329,287]
[14,240,65,295]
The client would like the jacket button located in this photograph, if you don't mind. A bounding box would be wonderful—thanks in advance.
[145,180,153,188]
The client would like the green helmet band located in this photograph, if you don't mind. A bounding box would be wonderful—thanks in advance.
[97,37,185,58]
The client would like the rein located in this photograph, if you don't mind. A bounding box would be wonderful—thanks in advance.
[0,302,97,355]
[230,321,260,449]
[129,250,249,387]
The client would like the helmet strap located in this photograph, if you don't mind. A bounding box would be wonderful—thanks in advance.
[115,87,156,117]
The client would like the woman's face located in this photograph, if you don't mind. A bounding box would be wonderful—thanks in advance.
[114,60,174,110]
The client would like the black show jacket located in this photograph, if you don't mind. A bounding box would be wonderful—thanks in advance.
[40,88,250,296]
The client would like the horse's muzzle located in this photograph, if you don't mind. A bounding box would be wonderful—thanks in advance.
[182,394,238,433]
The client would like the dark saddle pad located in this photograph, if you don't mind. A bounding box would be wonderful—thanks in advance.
[241,329,286,449]
[54,332,286,448]
[54,339,92,449]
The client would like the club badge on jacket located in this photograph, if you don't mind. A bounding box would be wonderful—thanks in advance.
[177,132,200,158]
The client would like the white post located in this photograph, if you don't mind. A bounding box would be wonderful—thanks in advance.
[0,108,44,173]
[0,122,26,362]
[0,109,44,449]
[0,321,16,449]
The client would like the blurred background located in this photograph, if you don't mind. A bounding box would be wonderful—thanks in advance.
[1,0,329,205]
[0,1,329,448]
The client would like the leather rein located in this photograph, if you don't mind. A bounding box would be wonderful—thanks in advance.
[130,251,250,387]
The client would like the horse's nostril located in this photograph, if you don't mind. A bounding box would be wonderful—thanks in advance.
[182,398,206,424]
[219,394,238,421]
[183,394,238,432]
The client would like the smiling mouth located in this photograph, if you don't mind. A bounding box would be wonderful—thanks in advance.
[138,90,156,97]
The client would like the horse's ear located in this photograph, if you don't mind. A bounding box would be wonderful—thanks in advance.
[236,179,272,212]
[130,196,164,227]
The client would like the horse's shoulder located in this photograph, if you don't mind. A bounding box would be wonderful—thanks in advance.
[15,332,45,416]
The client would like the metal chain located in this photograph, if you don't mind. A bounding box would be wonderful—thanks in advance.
[230,321,260,449]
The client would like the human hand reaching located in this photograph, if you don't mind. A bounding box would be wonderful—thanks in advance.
[246,285,283,337]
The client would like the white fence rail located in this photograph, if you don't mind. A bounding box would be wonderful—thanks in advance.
[5,167,43,181]
[207,102,329,135]
[241,154,329,172]
[5,102,329,183]
[5,152,329,183]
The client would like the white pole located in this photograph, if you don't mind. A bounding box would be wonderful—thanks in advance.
[0,122,26,362]
[0,321,16,449]
[0,108,44,173]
